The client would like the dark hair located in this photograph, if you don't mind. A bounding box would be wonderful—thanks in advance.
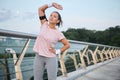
[54,11,63,27]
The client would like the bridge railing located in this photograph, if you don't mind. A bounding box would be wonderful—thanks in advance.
[0,29,120,80]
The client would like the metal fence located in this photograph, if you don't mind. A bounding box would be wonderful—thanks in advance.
[0,29,120,80]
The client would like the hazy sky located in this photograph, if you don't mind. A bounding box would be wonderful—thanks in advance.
[0,0,120,34]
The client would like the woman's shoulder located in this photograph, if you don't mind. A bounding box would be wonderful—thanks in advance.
[56,29,64,35]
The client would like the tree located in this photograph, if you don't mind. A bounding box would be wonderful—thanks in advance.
[63,25,120,47]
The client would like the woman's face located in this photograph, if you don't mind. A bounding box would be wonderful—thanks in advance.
[49,12,60,24]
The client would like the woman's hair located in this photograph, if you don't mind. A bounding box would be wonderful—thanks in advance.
[54,11,63,27]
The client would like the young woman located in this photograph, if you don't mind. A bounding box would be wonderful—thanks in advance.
[33,2,70,80]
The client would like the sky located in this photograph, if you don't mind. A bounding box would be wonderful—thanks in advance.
[0,0,120,34]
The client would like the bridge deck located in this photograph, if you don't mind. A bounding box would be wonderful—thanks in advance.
[57,57,120,80]
[75,57,120,80]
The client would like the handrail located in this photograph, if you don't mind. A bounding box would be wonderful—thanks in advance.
[0,29,119,48]
[0,29,37,39]
[68,40,119,48]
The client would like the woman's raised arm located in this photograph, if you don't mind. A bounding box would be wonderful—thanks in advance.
[38,2,63,25]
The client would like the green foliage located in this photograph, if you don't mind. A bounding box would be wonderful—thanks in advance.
[0,54,9,59]
[63,25,120,47]
[63,28,95,42]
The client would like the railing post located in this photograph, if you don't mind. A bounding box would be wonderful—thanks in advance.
[105,47,110,60]
[112,48,115,58]
[114,48,118,57]
[118,49,119,56]
[86,54,90,65]
[79,45,88,69]
[116,49,119,57]
[92,46,99,64]
[109,48,114,59]
[118,49,120,56]
[13,53,23,80]
[14,38,30,80]
[100,47,105,62]
[68,52,78,70]
[15,39,30,66]
[59,50,67,77]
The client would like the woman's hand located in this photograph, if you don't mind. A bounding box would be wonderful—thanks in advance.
[49,47,56,54]
[52,2,63,10]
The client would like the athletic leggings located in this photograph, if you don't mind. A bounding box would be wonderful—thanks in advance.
[33,54,58,80]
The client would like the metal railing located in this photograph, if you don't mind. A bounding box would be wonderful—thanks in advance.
[0,29,120,80]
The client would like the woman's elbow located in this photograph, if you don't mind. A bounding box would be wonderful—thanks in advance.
[38,7,42,12]
[67,43,70,49]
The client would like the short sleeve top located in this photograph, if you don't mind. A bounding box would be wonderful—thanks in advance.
[33,22,65,57]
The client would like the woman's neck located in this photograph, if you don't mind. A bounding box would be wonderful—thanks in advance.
[49,24,56,29]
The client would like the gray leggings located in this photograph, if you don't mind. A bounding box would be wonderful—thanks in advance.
[33,54,58,80]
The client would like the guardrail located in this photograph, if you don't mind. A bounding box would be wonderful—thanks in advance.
[0,29,120,80]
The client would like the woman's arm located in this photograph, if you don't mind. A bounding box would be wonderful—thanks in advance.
[38,4,48,25]
[49,38,70,54]
[60,38,70,52]
[38,2,63,25]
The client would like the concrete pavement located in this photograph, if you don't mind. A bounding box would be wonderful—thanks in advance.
[57,57,120,80]
[75,57,120,80]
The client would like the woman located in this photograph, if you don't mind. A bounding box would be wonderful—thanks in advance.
[33,2,70,80]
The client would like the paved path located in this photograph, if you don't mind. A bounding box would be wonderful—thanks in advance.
[57,57,120,80]
[75,57,120,80]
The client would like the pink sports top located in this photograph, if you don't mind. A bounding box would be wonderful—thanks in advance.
[33,22,65,57]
